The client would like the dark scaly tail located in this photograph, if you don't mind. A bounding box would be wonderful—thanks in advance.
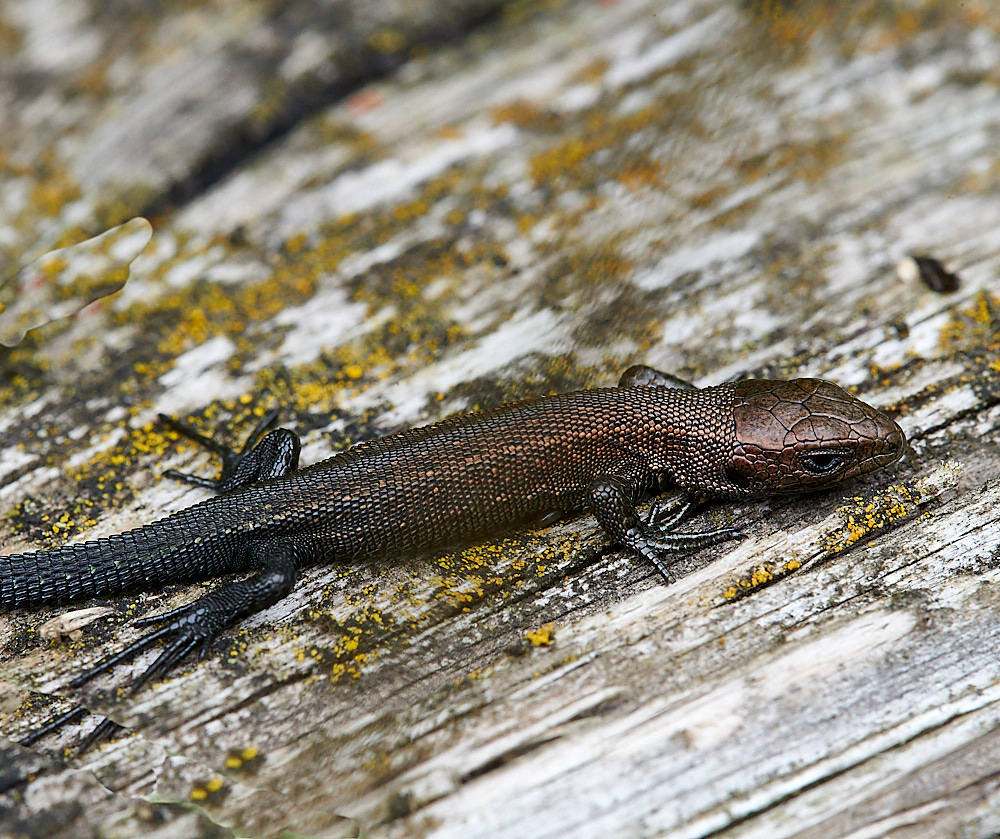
[0,533,177,608]
[0,496,253,609]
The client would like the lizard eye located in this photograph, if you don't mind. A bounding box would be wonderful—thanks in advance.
[797,450,848,475]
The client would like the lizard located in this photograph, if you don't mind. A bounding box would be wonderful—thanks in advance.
[2,365,905,748]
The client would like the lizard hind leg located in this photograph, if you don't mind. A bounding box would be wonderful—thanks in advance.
[159,408,302,492]
[21,537,310,753]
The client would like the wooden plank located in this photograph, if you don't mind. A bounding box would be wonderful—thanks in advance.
[2,0,999,837]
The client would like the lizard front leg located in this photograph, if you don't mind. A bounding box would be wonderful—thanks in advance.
[589,457,742,582]
[159,408,302,492]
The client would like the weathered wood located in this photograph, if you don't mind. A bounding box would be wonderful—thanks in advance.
[2,0,1000,837]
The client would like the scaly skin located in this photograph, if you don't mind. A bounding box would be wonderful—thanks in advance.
[2,366,904,747]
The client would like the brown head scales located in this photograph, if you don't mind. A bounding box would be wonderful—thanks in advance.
[722,378,905,497]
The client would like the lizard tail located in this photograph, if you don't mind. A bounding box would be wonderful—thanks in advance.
[0,513,246,608]
[0,535,179,608]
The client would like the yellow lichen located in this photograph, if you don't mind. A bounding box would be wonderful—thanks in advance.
[491,100,546,129]
[939,291,1000,354]
[526,623,555,647]
[369,28,407,55]
[723,557,805,601]
[224,745,259,770]
[821,484,917,554]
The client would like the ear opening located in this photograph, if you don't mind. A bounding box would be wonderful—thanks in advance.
[725,464,751,490]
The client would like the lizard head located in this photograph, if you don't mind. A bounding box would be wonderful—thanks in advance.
[723,379,905,496]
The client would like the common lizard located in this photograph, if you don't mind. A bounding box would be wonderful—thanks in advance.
[2,365,905,747]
